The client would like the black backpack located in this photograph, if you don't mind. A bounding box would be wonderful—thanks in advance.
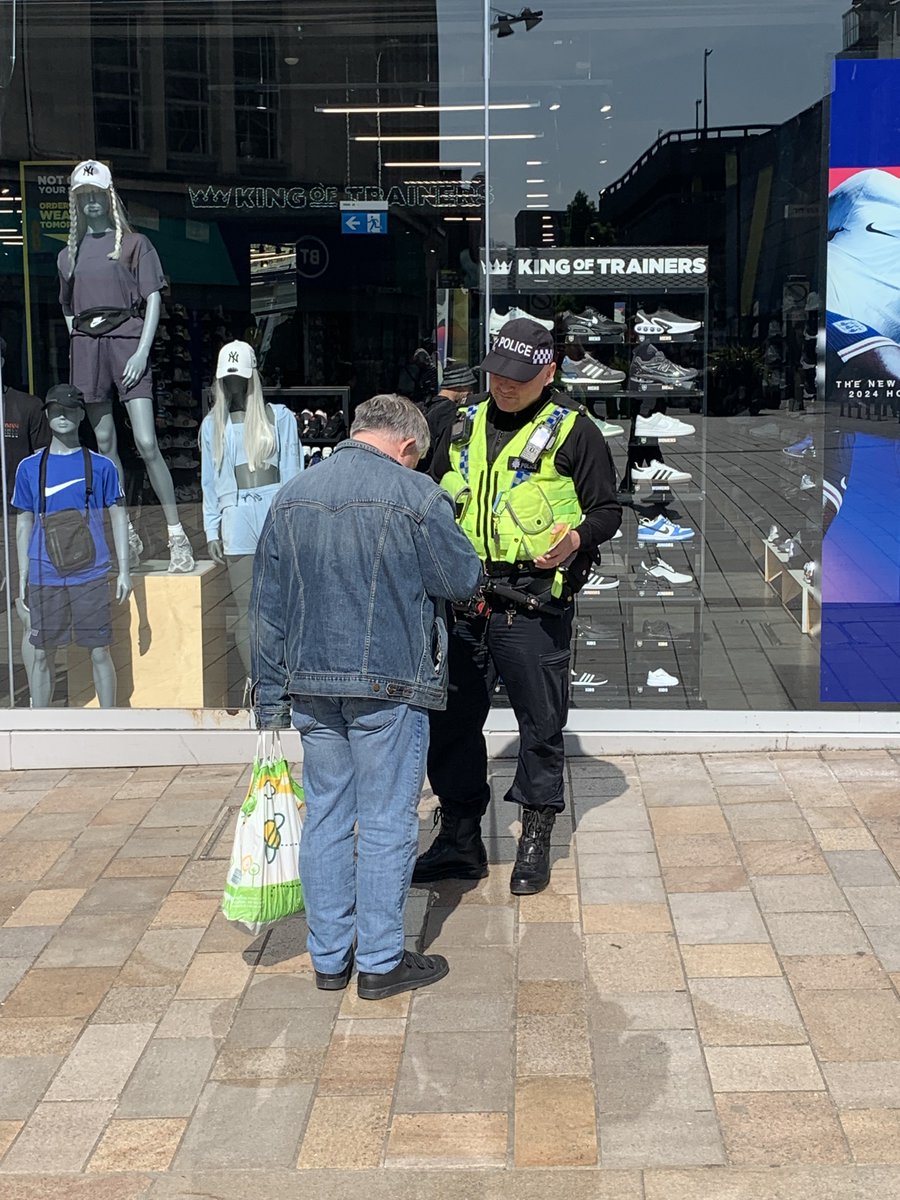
[38,448,97,576]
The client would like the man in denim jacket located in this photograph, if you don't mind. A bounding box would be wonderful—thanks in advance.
[250,394,481,1000]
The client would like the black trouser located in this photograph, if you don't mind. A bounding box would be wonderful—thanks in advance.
[427,602,573,816]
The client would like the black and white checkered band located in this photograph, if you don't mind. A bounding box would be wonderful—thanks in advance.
[531,347,554,365]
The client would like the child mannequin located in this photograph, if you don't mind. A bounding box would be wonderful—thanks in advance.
[200,341,301,676]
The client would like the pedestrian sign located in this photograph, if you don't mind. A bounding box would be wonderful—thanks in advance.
[341,211,387,235]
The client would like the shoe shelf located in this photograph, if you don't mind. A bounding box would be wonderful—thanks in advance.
[761,539,821,637]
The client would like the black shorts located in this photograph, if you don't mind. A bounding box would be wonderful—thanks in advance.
[26,578,113,649]
[70,333,153,404]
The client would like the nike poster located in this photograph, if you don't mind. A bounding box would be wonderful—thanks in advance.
[822,59,900,703]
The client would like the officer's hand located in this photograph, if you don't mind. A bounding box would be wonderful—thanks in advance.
[534,523,581,570]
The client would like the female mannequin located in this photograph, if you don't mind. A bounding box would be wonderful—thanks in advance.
[200,341,301,675]
[57,159,194,573]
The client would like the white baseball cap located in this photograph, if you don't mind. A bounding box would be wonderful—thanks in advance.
[70,160,113,191]
[216,340,257,379]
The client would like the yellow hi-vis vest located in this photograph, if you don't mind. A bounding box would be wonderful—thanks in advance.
[440,399,583,572]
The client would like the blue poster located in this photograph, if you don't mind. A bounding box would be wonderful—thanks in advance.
[822,59,900,702]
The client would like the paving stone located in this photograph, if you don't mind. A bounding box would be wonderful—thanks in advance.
[198,912,264,955]
[298,1094,392,1168]
[579,877,666,905]
[662,865,750,893]
[387,1111,508,1168]
[805,808,867,831]
[840,1109,900,1163]
[173,1081,313,1169]
[0,1056,64,1119]
[0,1017,84,1057]
[843,886,900,927]
[118,827,208,859]
[410,989,513,1033]
[825,1062,900,1109]
[655,835,741,869]
[588,992,696,1032]
[593,1028,713,1117]
[0,1099,115,1173]
[5,841,70,883]
[338,989,411,1021]
[716,1091,849,1165]
[211,1045,326,1082]
[568,801,649,832]
[177,953,252,1000]
[516,1012,592,1075]
[394,1031,511,1112]
[155,999,239,1041]
[0,956,36,1003]
[576,851,661,879]
[117,928,204,987]
[704,1045,824,1092]
[825,852,899,888]
[150,892,220,930]
[514,1077,596,1167]
[33,788,110,816]
[517,890,580,922]
[224,1006,335,1049]
[767,912,870,957]
[650,806,728,835]
[740,842,829,876]
[582,904,672,933]
[752,874,848,914]
[680,944,782,978]
[816,828,880,851]
[424,905,514,948]
[669,891,767,944]
[729,818,815,844]
[103,855,189,879]
[42,846,118,888]
[140,798,225,829]
[0,927,54,960]
[319,1033,405,1097]
[517,924,584,981]
[36,914,148,969]
[45,1022,155,1100]
[2,966,117,1017]
[6,812,93,841]
[117,1038,218,1118]
[585,933,685,993]
[599,1109,725,1169]
[865,926,900,971]
[87,1117,187,1173]
[73,878,171,916]
[425,873,516,908]
[241,973,345,1011]
[689,978,805,1045]
[3,889,85,927]
[92,985,176,1025]
[638,783,720,807]
[0,1120,22,1158]
[516,981,585,1017]
[783,954,890,992]
[795,990,900,1062]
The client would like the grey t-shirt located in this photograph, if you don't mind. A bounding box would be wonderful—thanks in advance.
[58,231,166,338]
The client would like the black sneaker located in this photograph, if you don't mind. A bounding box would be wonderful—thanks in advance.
[629,345,698,392]
[315,949,354,991]
[357,950,449,1000]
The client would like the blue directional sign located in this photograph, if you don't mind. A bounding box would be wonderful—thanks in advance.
[341,211,388,235]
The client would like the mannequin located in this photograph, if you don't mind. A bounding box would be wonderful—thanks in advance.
[58,159,193,574]
[12,384,131,707]
[200,341,301,676]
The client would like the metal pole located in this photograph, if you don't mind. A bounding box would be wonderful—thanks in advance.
[0,353,14,707]
[482,0,491,360]
[695,99,701,136]
[703,48,713,135]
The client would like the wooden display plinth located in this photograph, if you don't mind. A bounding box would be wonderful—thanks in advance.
[761,540,821,637]
[68,561,229,708]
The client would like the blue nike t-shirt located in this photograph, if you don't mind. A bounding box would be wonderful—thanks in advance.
[12,448,123,586]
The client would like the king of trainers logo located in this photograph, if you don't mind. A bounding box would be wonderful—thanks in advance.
[514,254,707,277]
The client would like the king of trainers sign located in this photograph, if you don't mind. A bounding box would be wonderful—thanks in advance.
[483,247,709,292]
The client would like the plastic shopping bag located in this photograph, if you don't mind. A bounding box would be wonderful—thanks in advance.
[222,732,305,934]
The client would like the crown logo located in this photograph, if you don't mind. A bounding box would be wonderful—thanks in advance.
[480,258,513,276]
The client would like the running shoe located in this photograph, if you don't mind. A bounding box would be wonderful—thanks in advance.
[571,670,609,690]
[561,355,626,388]
[631,461,692,486]
[800,474,816,491]
[489,306,554,335]
[589,417,625,438]
[782,435,815,460]
[582,572,620,593]
[803,560,817,587]
[634,413,696,438]
[635,308,702,336]
[638,515,695,542]
[640,620,688,641]
[646,668,679,688]
[630,345,699,391]
[172,413,198,429]
[167,533,195,575]
[169,453,197,469]
[766,524,781,544]
[640,558,693,585]
[562,308,625,341]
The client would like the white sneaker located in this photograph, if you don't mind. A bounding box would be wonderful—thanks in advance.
[631,461,692,486]
[646,668,679,688]
[583,572,619,592]
[590,417,625,438]
[640,558,693,585]
[612,529,623,540]
[489,306,554,335]
[571,671,608,690]
[167,533,195,574]
[635,413,696,438]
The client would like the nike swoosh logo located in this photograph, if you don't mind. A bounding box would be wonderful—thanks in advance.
[866,222,897,237]
[44,479,84,497]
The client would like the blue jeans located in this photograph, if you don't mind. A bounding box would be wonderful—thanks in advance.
[292,695,429,975]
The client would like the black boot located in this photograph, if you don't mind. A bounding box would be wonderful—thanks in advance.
[412,806,488,884]
[510,807,556,895]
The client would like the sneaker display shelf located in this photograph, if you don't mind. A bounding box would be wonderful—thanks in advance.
[760,535,821,637]
[262,385,352,457]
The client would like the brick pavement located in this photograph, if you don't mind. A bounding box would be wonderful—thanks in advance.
[0,751,899,1198]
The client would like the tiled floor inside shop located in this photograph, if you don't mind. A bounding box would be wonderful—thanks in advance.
[1,751,900,1197]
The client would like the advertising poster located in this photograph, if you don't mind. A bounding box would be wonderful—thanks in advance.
[822,60,900,703]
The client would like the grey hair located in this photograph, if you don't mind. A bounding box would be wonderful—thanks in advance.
[350,393,431,457]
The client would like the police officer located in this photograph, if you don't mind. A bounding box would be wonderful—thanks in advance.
[415,318,622,895]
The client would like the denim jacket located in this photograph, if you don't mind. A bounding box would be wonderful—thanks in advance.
[251,439,482,727]
[200,404,301,541]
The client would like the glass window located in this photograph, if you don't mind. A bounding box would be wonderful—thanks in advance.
[165,33,210,156]
[92,26,142,153]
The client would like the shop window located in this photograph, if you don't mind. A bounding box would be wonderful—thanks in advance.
[234,36,279,161]
[164,33,210,156]
[92,25,142,153]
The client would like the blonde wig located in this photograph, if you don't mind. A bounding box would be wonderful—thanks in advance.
[208,372,276,473]
[65,183,133,275]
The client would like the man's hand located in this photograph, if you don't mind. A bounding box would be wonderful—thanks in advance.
[115,573,133,604]
[534,523,581,570]
[122,349,149,390]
